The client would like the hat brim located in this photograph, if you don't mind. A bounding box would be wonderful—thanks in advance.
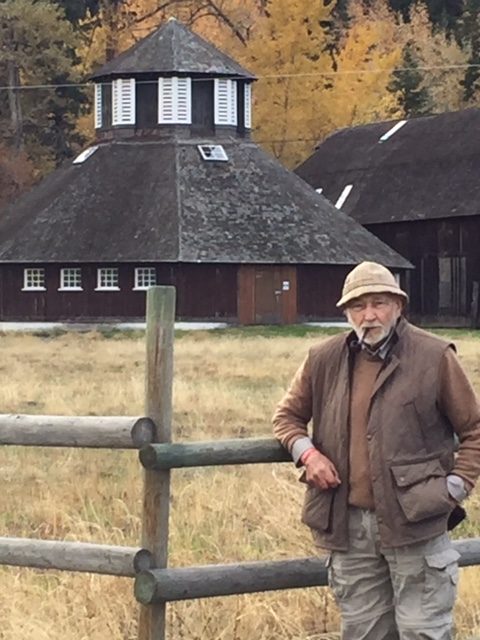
[336,284,409,308]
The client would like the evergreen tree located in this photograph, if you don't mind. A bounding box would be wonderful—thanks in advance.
[53,0,100,25]
[388,0,462,31]
[0,0,82,173]
[456,0,480,101]
[390,41,431,115]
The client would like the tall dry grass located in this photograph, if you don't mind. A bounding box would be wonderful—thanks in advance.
[0,329,479,639]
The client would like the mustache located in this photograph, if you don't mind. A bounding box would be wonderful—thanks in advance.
[358,325,385,347]
[358,327,372,347]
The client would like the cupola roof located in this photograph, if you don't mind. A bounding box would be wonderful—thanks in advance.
[90,18,255,81]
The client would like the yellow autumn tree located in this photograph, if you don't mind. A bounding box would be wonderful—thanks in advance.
[324,0,404,133]
[231,0,337,168]
[399,3,469,113]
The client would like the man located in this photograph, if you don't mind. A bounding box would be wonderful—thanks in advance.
[273,261,480,640]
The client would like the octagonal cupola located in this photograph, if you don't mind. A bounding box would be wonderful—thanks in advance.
[90,18,255,140]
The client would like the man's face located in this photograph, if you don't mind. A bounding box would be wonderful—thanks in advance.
[345,293,402,345]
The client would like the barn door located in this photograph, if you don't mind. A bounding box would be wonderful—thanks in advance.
[237,265,297,325]
[254,266,283,324]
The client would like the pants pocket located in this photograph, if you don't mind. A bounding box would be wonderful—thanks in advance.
[326,552,347,602]
[423,547,460,620]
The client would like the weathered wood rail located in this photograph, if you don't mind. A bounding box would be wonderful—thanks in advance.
[134,537,480,603]
[0,414,155,448]
[0,537,154,577]
[2,286,480,640]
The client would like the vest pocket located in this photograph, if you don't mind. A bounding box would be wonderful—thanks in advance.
[391,458,452,523]
[301,486,335,531]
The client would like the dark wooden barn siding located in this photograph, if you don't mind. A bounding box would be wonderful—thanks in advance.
[0,262,410,323]
[172,263,237,319]
[297,264,351,320]
[366,217,480,325]
[0,263,237,322]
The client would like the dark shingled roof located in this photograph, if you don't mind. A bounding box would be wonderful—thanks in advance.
[90,18,255,80]
[295,108,480,225]
[0,137,410,268]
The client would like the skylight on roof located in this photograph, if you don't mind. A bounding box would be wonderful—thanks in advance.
[335,184,353,209]
[378,120,407,143]
[73,146,99,164]
[197,145,228,162]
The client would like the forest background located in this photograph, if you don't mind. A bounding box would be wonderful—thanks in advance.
[1,0,480,210]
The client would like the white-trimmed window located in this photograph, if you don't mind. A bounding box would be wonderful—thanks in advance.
[96,268,120,291]
[94,83,102,128]
[59,268,82,291]
[214,79,237,126]
[158,77,192,124]
[23,268,46,291]
[134,267,157,290]
[244,83,252,129]
[112,78,135,126]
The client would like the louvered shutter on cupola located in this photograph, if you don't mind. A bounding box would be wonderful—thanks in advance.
[159,78,174,122]
[214,79,237,126]
[94,84,102,128]
[244,83,252,129]
[112,78,135,125]
[176,77,191,123]
[158,77,192,124]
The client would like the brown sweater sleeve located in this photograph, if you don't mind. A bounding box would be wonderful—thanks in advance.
[272,353,313,454]
[438,347,480,489]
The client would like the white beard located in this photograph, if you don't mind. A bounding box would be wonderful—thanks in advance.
[355,324,391,345]
[346,313,400,346]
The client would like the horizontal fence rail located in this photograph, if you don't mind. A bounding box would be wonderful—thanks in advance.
[139,438,291,470]
[0,537,154,577]
[0,414,156,449]
[135,537,480,604]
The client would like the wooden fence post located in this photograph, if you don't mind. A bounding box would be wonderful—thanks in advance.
[138,286,176,640]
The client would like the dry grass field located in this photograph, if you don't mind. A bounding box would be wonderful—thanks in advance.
[1,327,480,639]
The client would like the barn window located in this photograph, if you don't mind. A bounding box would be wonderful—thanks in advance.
[134,267,156,290]
[23,268,46,291]
[96,268,120,290]
[59,268,82,291]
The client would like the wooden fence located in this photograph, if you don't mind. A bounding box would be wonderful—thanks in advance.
[1,286,480,640]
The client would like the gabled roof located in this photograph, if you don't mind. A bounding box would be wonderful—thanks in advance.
[295,108,480,225]
[0,138,410,269]
[90,18,255,80]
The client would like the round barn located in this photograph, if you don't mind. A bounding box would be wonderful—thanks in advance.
[0,19,410,324]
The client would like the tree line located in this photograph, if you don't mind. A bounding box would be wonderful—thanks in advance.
[0,0,479,208]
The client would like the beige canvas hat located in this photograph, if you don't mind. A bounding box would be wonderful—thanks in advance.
[336,261,408,308]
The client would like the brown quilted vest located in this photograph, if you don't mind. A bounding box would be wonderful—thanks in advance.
[301,318,455,550]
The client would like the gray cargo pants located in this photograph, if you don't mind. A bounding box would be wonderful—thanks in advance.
[327,507,460,640]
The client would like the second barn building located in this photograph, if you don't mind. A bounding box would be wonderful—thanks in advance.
[296,109,480,326]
